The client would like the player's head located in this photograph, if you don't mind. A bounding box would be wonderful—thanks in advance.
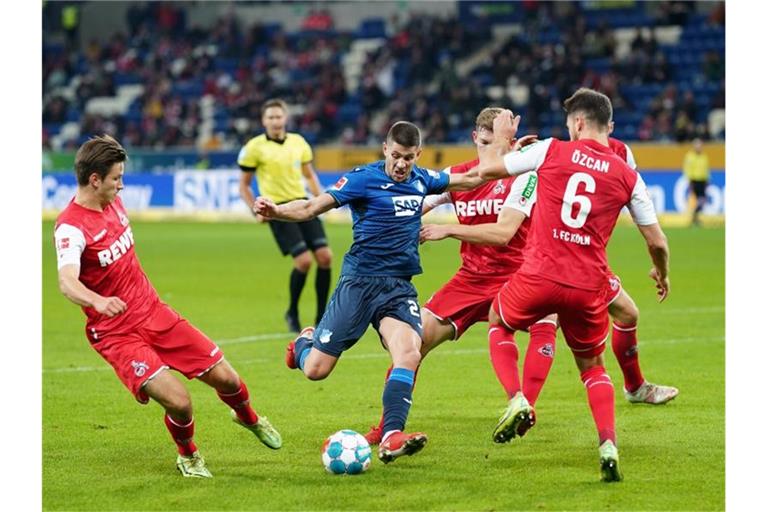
[563,88,613,141]
[261,98,288,137]
[74,134,127,203]
[693,137,703,152]
[383,121,422,182]
[472,107,504,150]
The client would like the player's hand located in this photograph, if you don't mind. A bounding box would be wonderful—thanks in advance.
[648,268,670,302]
[493,110,521,143]
[93,296,127,317]
[420,224,451,243]
[253,196,277,219]
[512,134,539,151]
[252,211,267,223]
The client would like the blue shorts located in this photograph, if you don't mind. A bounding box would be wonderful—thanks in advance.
[312,275,423,358]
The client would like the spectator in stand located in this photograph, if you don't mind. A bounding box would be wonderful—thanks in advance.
[302,9,334,31]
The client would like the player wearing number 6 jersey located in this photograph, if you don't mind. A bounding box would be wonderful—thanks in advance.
[475,88,670,482]
[363,108,557,446]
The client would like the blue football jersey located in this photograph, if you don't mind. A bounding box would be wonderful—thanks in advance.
[327,160,450,277]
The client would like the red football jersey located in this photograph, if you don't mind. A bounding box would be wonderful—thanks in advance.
[54,196,160,337]
[504,138,643,290]
[427,159,530,275]
[608,137,637,169]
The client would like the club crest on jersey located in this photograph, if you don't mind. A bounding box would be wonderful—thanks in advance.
[392,195,423,216]
[131,360,149,377]
[333,177,348,190]
[538,343,554,358]
[118,212,129,226]
[609,277,620,291]
[493,181,506,194]
[318,329,333,344]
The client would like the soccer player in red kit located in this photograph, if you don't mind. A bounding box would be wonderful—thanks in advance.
[54,135,283,478]
[364,108,557,445]
[605,133,678,404]
[476,89,670,482]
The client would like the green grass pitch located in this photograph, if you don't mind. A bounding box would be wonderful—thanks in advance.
[42,220,724,510]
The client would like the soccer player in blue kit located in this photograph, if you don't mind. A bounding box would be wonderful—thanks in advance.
[253,121,484,463]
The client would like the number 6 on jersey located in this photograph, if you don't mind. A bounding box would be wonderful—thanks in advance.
[560,172,595,228]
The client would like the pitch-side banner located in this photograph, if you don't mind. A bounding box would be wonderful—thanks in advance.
[42,169,726,214]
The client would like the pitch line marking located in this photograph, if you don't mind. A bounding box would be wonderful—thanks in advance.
[43,335,724,374]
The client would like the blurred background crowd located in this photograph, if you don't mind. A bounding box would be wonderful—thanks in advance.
[43,1,725,152]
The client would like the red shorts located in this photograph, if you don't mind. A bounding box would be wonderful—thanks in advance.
[492,273,617,358]
[423,269,511,339]
[86,303,224,404]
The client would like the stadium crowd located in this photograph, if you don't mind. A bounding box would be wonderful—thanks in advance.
[43,1,724,152]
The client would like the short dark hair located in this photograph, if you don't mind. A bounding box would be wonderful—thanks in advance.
[563,88,613,128]
[74,135,127,186]
[261,98,288,116]
[386,121,421,148]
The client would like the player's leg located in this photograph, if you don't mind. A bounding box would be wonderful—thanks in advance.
[299,217,333,325]
[89,330,211,477]
[269,219,312,332]
[560,288,621,482]
[488,305,523,400]
[312,246,333,324]
[287,324,339,380]
[572,352,622,482]
[522,314,558,406]
[377,316,428,463]
[197,359,282,449]
[609,288,678,404]
[287,275,371,380]
[143,370,212,478]
[365,311,453,445]
[287,250,313,332]
[488,303,535,443]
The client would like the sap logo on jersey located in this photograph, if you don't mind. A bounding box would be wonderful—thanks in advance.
[392,195,423,216]
[97,226,135,267]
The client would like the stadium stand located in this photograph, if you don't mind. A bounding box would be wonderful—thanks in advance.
[43,1,724,154]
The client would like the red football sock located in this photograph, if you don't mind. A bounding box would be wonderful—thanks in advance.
[164,414,198,456]
[489,323,521,399]
[376,365,420,431]
[523,321,557,406]
[611,322,645,393]
[580,366,616,445]
[217,380,259,425]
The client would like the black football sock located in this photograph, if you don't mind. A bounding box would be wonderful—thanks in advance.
[289,268,308,316]
[315,267,331,323]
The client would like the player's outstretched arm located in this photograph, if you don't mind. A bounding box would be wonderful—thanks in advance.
[58,264,127,317]
[420,208,526,246]
[254,193,337,222]
[446,167,485,191]
[637,223,670,302]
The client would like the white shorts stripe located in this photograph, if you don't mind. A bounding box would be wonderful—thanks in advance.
[422,307,458,340]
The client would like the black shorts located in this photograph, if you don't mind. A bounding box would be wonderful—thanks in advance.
[268,216,328,257]
[690,180,708,199]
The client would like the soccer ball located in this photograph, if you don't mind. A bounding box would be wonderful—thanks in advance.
[321,430,372,475]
